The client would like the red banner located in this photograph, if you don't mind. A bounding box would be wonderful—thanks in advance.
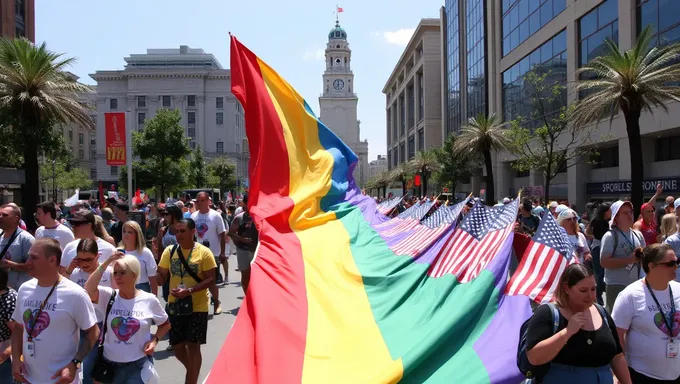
[105,112,126,166]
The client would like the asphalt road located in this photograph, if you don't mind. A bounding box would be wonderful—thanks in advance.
[154,263,244,384]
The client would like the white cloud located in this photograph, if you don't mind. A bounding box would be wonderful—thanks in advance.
[381,29,416,46]
[303,49,325,61]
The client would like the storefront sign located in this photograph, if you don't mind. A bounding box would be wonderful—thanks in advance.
[586,178,680,195]
[105,112,126,166]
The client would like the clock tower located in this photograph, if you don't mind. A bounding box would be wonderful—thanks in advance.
[319,19,369,185]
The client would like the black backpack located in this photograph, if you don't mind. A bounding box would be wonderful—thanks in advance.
[517,303,559,382]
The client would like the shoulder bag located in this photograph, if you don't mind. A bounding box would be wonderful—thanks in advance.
[91,290,117,383]
[169,244,202,316]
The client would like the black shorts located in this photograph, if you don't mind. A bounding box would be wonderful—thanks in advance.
[169,312,208,346]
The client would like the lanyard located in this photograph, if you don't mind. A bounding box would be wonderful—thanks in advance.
[179,246,195,282]
[645,279,676,339]
[27,279,59,342]
[615,227,637,250]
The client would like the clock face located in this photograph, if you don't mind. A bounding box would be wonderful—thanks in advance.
[333,79,345,90]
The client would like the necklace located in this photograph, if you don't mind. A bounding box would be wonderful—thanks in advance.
[586,332,593,345]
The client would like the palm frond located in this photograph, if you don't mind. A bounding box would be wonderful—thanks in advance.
[452,113,510,157]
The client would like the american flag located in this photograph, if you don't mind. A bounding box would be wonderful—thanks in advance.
[428,198,518,282]
[505,212,577,304]
[377,196,403,215]
[391,199,469,256]
[380,200,435,238]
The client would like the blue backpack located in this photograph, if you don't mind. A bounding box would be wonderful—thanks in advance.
[517,303,610,383]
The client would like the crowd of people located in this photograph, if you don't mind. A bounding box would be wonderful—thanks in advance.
[0,191,258,384]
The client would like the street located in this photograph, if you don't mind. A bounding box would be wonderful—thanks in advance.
[154,263,243,384]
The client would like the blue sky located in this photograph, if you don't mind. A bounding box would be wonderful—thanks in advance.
[36,0,443,160]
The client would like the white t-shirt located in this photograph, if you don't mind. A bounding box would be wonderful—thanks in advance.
[123,248,157,284]
[94,287,167,363]
[69,266,113,322]
[568,233,590,263]
[612,279,680,380]
[192,210,226,257]
[34,224,74,251]
[60,238,117,269]
[11,278,97,384]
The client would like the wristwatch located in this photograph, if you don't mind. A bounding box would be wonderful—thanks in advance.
[71,359,82,369]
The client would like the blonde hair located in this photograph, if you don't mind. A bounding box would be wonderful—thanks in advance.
[120,221,145,253]
[661,213,678,240]
[113,254,141,284]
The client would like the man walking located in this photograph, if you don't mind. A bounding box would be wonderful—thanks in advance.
[192,192,225,314]
[0,204,35,290]
[229,194,259,293]
[11,238,99,384]
[157,219,216,384]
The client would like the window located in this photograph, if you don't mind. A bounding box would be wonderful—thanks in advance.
[579,1,619,98]
[109,98,118,110]
[418,129,424,152]
[79,149,84,159]
[189,141,196,149]
[515,168,530,178]
[187,95,196,107]
[216,112,224,125]
[467,0,488,118]
[15,0,25,17]
[110,166,118,176]
[187,112,196,125]
[417,73,424,120]
[408,135,415,160]
[137,96,146,108]
[502,0,567,56]
[502,30,567,128]
[137,113,146,125]
[68,130,73,140]
[407,85,415,129]
[637,0,680,47]
[78,133,84,145]
[387,152,392,170]
[15,25,24,38]
[162,96,171,107]
[216,97,224,109]
[446,0,462,135]
[590,146,620,168]
[656,136,680,161]
[188,127,196,138]
[399,94,405,136]
[216,142,224,153]
[399,142,406,163]
[90,168,97,179]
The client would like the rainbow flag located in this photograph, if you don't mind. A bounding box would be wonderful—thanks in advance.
[206,36,532,384]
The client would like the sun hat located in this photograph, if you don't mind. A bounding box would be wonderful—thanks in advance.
[609,200,633,228]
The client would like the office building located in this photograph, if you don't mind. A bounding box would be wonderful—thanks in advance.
[320,20,369,185]
[441,0,680,207]
[1,0,34,42]
[90,45,247,188]
[368,155,388,180]
[383,18,443,172]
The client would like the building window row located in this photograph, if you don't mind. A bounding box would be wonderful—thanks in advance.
[656,135,680,162]
[502,30,567,127]
[467,0,487,119]
[638,0,680,46]
[502,0,566,56]
[579,0,619,99]
[590,146,620,168]
[408,135,416,160]
[446,0,462,136]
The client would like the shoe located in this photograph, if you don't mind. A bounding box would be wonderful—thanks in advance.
[214,305,222,315]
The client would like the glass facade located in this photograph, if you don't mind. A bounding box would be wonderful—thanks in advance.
[466,0,487,119]
[638,0,680,46]
[445,0,462,136]
[502,30,567,127]
[579,0,618,98]
[502,0,566,56]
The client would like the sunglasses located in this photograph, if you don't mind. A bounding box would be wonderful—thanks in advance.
[656,260,679,268]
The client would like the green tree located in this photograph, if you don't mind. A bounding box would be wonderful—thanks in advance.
[0,38,93,229]
[453,113,511,205]
[389,163,411,196]
[508,71,601,201]
[433,135,475,194]
[207,157,237,194]
[189,145,208,188]
[39,157,92,200]
[408,149,441,197]
[129,108,191,199]
[574,26,680,216]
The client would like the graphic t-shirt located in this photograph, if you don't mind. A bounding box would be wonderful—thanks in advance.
[568,233,590,263]
[191,210,226,257]
[612,280,680,380]
[159,243,217,312]
[601,228,646,286]
[60,237,117,269]
[0,229,35,289]
[123,248,157,284]
[69,266,113,322]
[0,288,17,342]
[11,278,97,384]
[93,287,167,363]
[35,224,74,251]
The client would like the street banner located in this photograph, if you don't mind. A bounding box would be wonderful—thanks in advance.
[105,112,126,165]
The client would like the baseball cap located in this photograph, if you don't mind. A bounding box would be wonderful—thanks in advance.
[67,210,96,225]
[555,204,569,215]
[664,196,675,209]
[675,199,680,211]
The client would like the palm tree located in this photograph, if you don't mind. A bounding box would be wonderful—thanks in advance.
[389,163,411,196]
[453,113,511,205]
[409,150,441,197]
[376,171,390,198]
[0,38,93,229]
[574,26,680,216]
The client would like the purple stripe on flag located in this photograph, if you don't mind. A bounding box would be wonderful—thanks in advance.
[474,294,532,384]
[412,226,455,265]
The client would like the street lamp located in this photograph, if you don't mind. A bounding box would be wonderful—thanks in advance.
[51,160,56,202]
